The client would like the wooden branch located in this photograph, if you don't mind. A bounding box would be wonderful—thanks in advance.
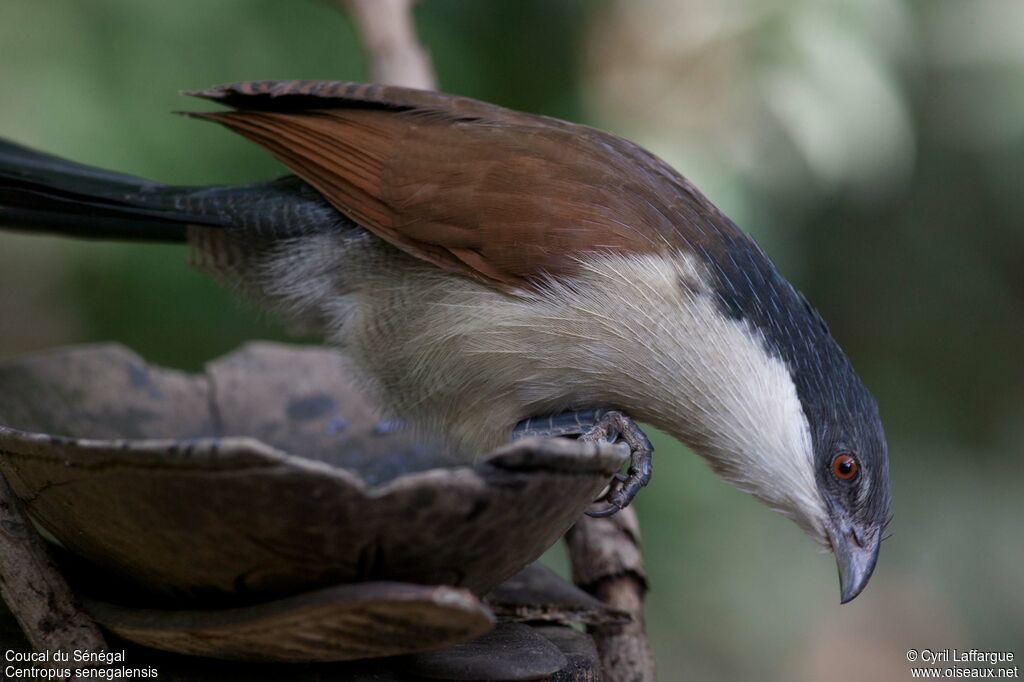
[566,508,656,682]
[0,473,108,667]
[334,6,655,676]
[340,0,436,90]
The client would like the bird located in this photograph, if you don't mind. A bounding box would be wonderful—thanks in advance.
[0,80,891,603]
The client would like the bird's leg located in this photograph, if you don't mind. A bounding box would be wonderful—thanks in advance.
[513,409,653,517]
[513,408,608,440]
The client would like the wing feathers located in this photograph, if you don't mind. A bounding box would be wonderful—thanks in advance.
[188,81,736,292]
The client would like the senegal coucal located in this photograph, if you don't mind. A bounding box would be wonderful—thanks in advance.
[0,81,891,602]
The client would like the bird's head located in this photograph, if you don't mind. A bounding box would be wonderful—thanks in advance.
[692,232,892,603]
[778,343,891,604]
[637,235,892,603]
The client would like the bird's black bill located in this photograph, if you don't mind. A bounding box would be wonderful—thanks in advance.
[830,526,881,604]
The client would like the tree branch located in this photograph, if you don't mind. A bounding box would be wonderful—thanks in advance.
[566,508,657,681]
[335,3,657,677]
[340,0,436,90]
[0,473,108,671]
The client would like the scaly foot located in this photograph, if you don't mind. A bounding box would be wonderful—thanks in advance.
[513,409,653,517]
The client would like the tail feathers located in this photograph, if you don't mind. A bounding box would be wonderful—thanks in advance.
[0,138,163,195]
[0,138,352,244]
[0,139,224,242]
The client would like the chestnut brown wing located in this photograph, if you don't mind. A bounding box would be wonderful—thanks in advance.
[188,81,731,291]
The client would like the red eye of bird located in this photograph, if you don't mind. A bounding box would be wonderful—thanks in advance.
[832,454,859,481]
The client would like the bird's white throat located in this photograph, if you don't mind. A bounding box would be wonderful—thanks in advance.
[513,253,828,539]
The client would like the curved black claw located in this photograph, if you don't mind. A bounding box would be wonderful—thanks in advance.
[587,502,623,518]
[580,411,654,518]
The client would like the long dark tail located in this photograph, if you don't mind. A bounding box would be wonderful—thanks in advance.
[0,138,343,242]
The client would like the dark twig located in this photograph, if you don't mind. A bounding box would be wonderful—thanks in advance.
[0,472,108,675]
[566,507,656,681]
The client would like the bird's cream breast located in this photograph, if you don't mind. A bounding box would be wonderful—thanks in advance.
[250,232,828,537]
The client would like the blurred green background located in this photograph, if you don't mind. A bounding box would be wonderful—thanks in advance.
[0,1,1021,679]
